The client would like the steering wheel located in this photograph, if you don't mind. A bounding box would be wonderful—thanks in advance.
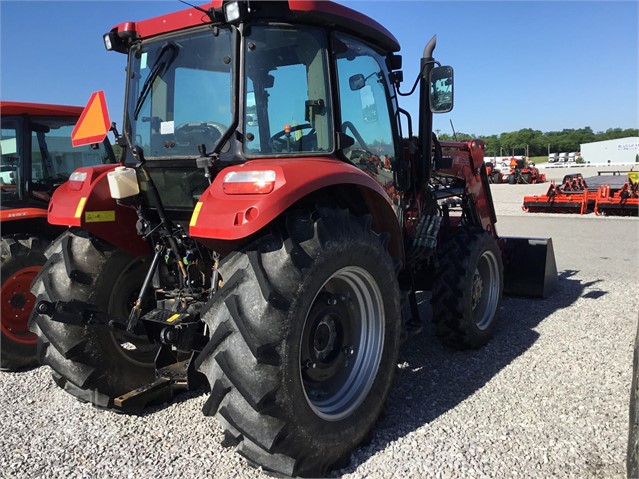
[341,121,370,153]
[269,123,314,153]
[174,122,227,152]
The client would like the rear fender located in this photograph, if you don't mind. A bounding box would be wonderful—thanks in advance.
[48,165,149,256]
[190,158,404,263]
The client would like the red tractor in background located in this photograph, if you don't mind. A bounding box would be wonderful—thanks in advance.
[29,1,556,476]
[0,102,115,370]
[506,157,546,184]
[485,160,504,183]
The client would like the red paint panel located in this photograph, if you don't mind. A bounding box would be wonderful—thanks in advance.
[190,158,392,241]
[288,0,399,50]
[111,0,398,52]
[0,101,82,118]
[113,1,223,39]
[49,165,149,256]
[0,208,48,223]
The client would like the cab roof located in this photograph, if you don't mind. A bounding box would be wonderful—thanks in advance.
[110,0,400,53]
[0,102,83,118]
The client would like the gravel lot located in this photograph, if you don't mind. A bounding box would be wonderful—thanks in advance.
[1,166,637,478]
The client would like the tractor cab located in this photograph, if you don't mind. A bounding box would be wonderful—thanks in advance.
[103,0,448,218]
[0,102,115,207]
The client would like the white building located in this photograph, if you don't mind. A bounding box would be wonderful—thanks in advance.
[580,137,639,165]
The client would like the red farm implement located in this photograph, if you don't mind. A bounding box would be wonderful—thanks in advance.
[523,172,638,216]
[594,173,639,216]
[522,173,595,214]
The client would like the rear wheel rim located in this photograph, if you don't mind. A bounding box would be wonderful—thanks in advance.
[106,268,158,367]
[300,266,384,421]
[471,250,500,330]
[1,265,40,345]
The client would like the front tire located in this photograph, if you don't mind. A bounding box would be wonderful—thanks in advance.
[431,228,503,349]
[29,229,156,408]
[196,208,401,477]
[1,235,46,370]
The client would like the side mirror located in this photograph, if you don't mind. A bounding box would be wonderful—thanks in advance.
[349,74,366,91]
[429,66,454,113]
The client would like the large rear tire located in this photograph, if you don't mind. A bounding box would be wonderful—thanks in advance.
[30,229,156,408]
[196,208,401,477]
[507,173,516,185]
[431,228,503,349]
[1,235,46,370]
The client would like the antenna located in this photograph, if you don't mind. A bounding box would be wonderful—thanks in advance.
[449,119,458,142]
[178,0,216,20]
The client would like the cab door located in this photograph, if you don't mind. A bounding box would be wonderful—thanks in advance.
[333,34,400,205]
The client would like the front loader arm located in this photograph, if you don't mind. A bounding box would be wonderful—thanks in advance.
[434,139,498,236]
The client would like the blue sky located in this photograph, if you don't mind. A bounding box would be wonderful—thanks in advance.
[1,1,637,137]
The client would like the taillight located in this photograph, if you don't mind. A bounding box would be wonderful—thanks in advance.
[68,170,88,191]
[222,170,276,195]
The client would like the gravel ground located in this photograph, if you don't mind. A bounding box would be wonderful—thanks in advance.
[1,168,637,478]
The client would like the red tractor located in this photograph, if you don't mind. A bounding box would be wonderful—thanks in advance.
[29,1,556,476]
[0,101,115,370]
[485,161,504,183]
[506,157,546,184]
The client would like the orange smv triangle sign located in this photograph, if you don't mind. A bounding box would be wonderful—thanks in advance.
[71,90,111,147]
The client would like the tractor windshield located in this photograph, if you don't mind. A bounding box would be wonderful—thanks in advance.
[125,27,234,159]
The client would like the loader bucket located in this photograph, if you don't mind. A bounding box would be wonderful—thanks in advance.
[501,237,558,298]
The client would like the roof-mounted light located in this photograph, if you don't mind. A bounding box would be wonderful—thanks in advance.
[103,33,113,51]
[103,23,138,54]
[224,1,247,24]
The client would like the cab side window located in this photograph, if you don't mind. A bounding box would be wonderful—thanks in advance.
[334,34,397,176]
[1,119,21,200]
[243,27,333,156]
[30,122,108,186]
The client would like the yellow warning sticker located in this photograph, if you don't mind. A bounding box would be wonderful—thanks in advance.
[74,197,87,218]
[189,202,203,227]
[166,314,180,323]
[85,211,116,223]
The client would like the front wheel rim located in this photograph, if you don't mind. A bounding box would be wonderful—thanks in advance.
[471,249,501,330]
[300,266,384,421]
